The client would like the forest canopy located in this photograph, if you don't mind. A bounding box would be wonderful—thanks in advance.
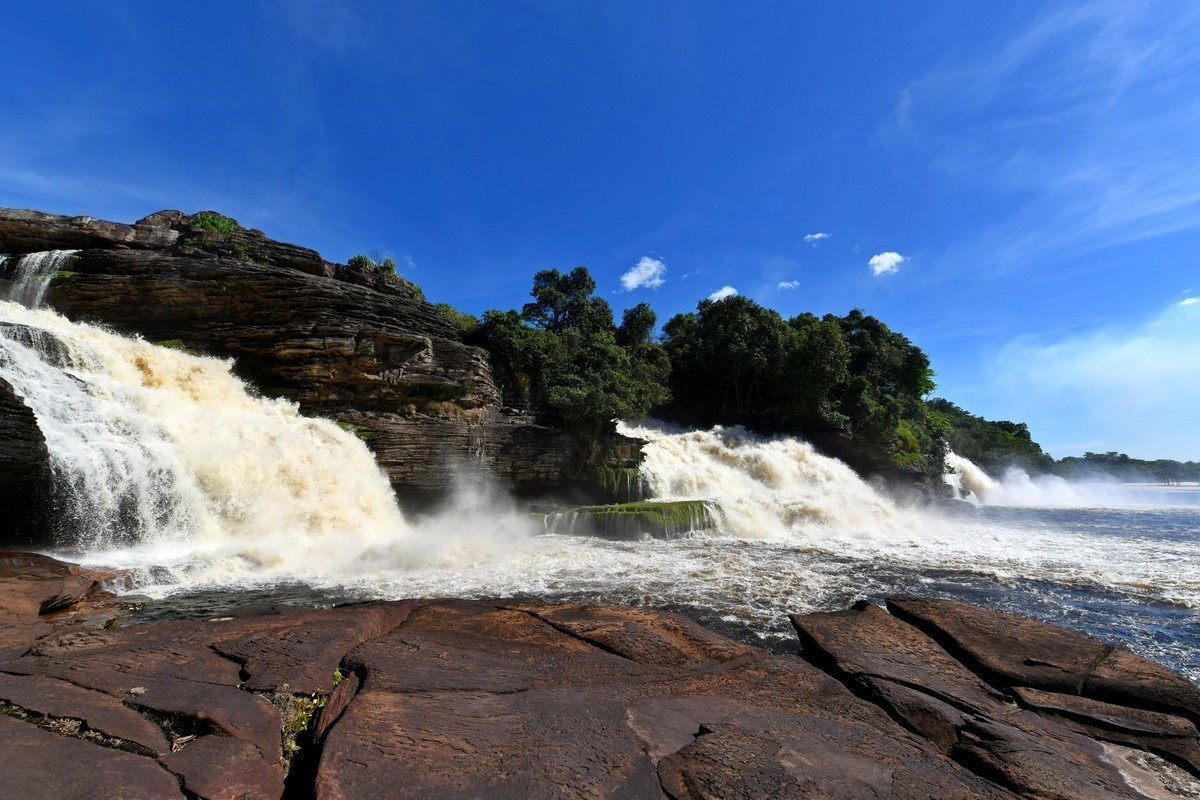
[472,266,1062,480]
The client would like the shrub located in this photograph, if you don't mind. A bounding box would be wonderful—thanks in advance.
[190,212,240,234]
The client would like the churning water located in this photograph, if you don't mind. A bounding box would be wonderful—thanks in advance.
[1,252,1197,682]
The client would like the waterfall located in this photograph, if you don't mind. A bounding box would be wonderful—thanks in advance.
[617,421,900,540]
[0,297,411,577]
[943,451,1184,508]
[2,250,78,308]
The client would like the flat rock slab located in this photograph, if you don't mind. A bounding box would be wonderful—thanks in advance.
[0,671,168,753]
[316,600,1007,800]
[0,714,184,799]
[795,599,1200,799]
[888,597,1200,721]
[1,553,1198,799]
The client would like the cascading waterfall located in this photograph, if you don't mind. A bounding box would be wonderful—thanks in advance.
[0,253,413,583]
[617,420,901,540]
[943,451,1193,508]
[2,249,78,308]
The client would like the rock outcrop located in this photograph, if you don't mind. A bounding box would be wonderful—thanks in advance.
[0,207,635,505]
[1,552,1197,799]
[0,378,51,544]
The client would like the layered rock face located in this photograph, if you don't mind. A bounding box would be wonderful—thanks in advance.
[1,553,1197,799]
[0,207,629,505]
[0,378,50,544]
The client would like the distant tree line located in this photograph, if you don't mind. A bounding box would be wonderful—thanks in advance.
[1055,452,1200,484]
[459,265,1189,483]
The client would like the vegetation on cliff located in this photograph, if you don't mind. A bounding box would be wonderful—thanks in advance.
[926,398,1055,475]
[474,268,1040,482]
[475,267,670,458]
[661,301,942,473]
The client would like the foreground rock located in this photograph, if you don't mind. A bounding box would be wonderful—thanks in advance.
[1,553,1197,799]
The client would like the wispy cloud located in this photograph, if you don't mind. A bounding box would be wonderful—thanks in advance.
[803,232,829,244]
[778,280,801,290]
[620,256,667,291]
[982,299,1200,459]
[868,252,905,276]
[708,285,738,301]
[891,2,1200,269]
[1181,297,1199,307]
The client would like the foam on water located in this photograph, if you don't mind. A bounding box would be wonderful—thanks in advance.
[0,261,1196,675]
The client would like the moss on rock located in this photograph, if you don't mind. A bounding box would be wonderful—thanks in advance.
[545,500,712,540]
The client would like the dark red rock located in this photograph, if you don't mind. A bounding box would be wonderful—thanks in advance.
[208,601,414,693]
[888,597,1200,721]
[0,378,51,545]
[312,670,360,743]
[316,600,1007,800]
[162,733,284,800]
[0,714,184,799]
[2,554,1198,799]
[0,672,168,753]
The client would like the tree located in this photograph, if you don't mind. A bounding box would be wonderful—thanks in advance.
[481,269,670,455]
[521,267,613,334]
[616,302,657,348]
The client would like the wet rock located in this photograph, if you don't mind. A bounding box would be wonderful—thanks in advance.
[0,378,51,545]
[0,206,642,504]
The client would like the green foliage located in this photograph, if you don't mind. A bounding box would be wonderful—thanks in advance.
[928,398,1053,475]
[335,420,377,442]
[479,267,670,456]
[347,253,397,275]
[1055,451,1200,483]
[435,302,479,333]
[560,500,712,538]
[521,266,614,335]
[616,302,656,348]
[663,296,789,418]
[189,211,240,234]
[662,301,944,472]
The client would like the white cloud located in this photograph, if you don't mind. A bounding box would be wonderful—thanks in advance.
[708,285,738,301]
[620,256,667,291]
[778,280,801,290]
[1180,297,1199,306]
[868,251,905,276]
[981,299,1200,459]
[803,232,829,244]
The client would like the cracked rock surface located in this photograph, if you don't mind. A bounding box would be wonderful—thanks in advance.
[1,553,1198,799]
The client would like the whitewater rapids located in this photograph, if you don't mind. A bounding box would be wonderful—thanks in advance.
[0,260,1196,673]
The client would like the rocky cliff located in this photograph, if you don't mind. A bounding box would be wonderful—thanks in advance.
[0,207,636,514]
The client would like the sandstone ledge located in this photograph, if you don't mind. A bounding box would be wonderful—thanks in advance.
[1,552,1197,799]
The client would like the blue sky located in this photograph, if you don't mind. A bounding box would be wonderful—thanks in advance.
[3,1,1199,460]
